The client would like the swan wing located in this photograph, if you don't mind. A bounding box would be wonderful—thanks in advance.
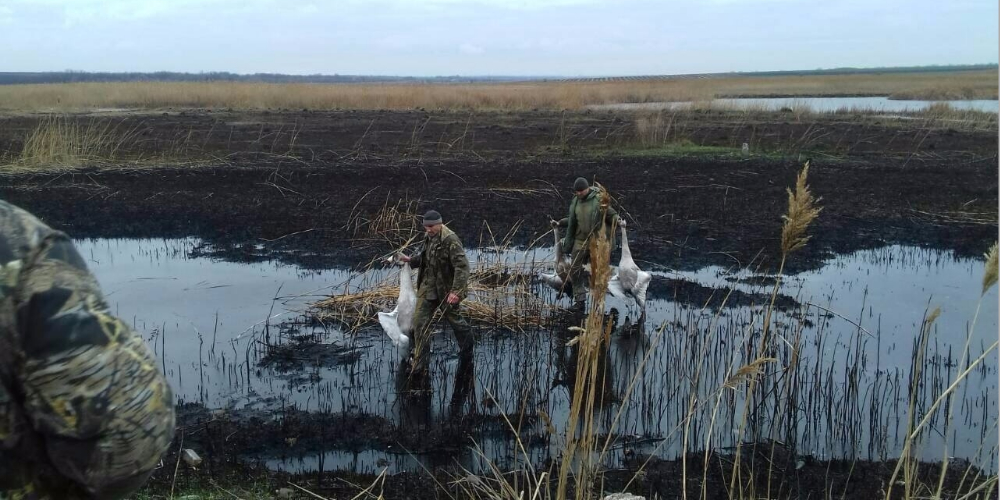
[607,274,628,300]
[634,271,652,308]
[378,310,409,347]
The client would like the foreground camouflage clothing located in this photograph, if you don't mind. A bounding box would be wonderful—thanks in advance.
[409,225,472,373]
[0,201,175,499]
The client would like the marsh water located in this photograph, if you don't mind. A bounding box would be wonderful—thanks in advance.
[588,97,999,113]
[79,238,998,474]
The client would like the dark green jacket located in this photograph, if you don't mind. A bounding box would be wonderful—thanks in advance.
[0,200,175,499]
[558,187,619,253]
[411,224,470,301]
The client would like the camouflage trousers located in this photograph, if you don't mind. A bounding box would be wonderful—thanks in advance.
[570,245,591,304]
[409,297,473,373]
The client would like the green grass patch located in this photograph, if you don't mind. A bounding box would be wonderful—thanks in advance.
[590,140,750,159]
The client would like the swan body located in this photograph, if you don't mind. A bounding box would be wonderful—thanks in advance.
[538,223,573,298]
[608,223,651,309]
[378,262,415,348]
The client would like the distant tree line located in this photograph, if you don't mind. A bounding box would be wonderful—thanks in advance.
[0,71,534,85]
[0,64,995,85]
[730,64,999,78]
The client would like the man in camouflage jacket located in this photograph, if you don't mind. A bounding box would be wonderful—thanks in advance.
[0,200,175,499]
[399,210,472,378]
[555,178,620,309]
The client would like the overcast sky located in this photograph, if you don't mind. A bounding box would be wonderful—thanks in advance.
[1,0,997,76]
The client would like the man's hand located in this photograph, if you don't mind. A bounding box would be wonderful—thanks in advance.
[446,292,461,305]
[550,219,559,228]
[618,219,627,228]
[397,253,412,263]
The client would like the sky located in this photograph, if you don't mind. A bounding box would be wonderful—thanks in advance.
[1,0,997,76]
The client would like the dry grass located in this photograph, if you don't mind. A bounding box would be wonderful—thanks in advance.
[916,102,999,127]
[780,161,823,254]
[890,86,994,100]
[312,265,560,332]
[13,116,144,167]
[634,112,676,147]
[555,184,616,500]
[0,70,994,112]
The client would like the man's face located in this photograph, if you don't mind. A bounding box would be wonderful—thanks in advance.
[424,223,442,236]
[575,188,589,199]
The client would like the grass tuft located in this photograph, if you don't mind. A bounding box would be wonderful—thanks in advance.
[16,116,142,167]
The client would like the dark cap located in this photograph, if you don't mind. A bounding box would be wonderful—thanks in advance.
[422,210,442,226]
[573,177,590,191]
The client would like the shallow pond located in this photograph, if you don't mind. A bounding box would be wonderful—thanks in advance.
[79,238,998,474]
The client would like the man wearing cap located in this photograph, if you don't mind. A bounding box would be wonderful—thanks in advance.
[553,177,621,311]
[398,210,472,379]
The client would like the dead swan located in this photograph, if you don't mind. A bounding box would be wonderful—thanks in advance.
[538,221,573,299]
[377,259,415,348]
[608,220,651,309]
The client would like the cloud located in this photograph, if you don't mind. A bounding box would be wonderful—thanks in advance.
[0,0,995,75]
[459,43,485,55]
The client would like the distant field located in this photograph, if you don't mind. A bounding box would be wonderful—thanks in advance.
[0,69,995,112]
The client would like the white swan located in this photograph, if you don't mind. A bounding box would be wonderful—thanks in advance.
[538,221,573,298]
[377,261,415,348]
[608,221,651,309]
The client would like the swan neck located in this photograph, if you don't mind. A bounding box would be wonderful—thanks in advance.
[620,225,631,257]
[400,263,414,293]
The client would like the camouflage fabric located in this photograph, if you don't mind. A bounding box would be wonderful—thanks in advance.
[558,187,619,254]
[408,224,472,375]
[569,246,591,303]
[410,298,472,373]
[0,200,175,499]
[410,225,470,301]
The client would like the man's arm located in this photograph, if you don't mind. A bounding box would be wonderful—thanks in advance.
[447,237,470,300]
[15,231,175,499]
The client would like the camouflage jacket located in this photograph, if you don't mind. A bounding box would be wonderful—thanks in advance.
[0,201,175,499]
[410,225,470,301]
[558,187,619,254]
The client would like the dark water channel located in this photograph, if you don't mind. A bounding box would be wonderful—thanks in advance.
[78,238,998,475]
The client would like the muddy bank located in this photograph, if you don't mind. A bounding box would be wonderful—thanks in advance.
[1,154,995,275]
[1,110,995,274]
[1,109,996,160]
[142,402,992,500]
